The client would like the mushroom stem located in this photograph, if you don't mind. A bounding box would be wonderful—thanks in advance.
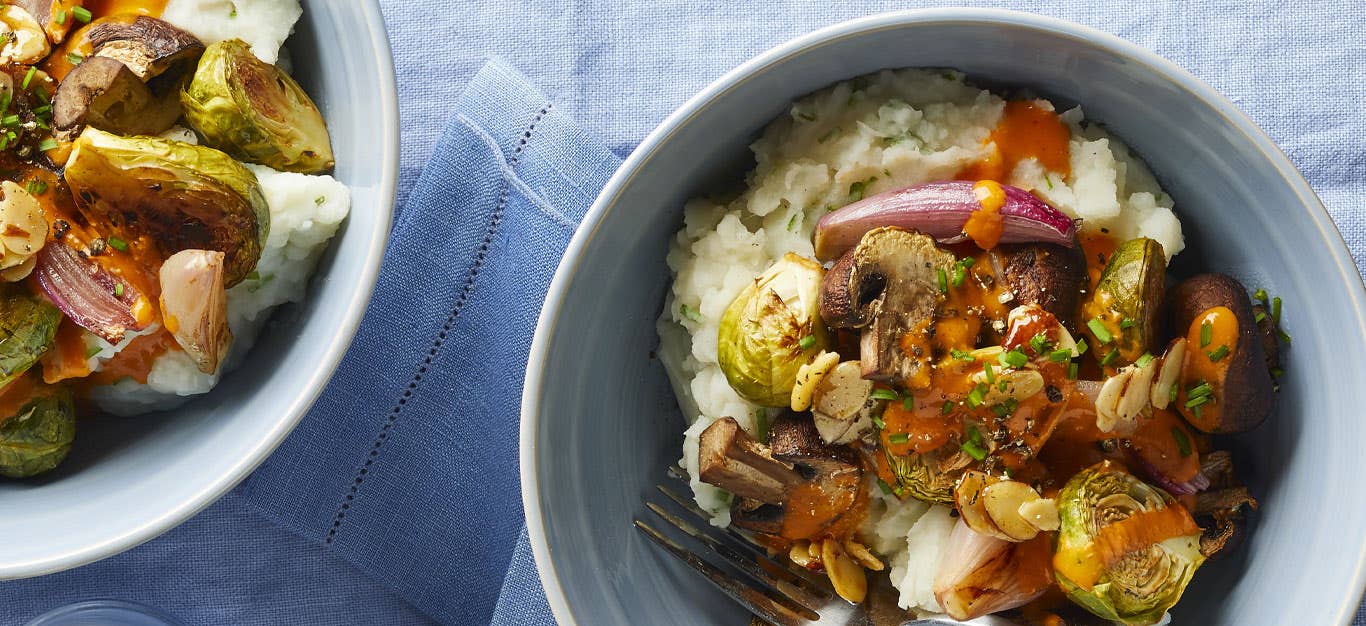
[697,417,802,505]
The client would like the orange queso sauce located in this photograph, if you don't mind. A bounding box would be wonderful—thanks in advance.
[958,100,1072,182]
[1177,306,1238,431]
[82,0,168,18]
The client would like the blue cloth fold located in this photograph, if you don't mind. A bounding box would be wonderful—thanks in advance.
[3,2,1364,625]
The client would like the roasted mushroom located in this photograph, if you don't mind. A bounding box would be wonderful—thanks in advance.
[53,56,182,136]
[52,16,203,139]
[1169,273,1275,433]
[12,0,78,45]
[819,227,955,388]
[87,16,205,81]
[697,413,863,540]
[995,242,1087,331]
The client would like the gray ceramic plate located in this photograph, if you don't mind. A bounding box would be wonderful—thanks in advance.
[0,3,398,577]
[522,8,1366,626]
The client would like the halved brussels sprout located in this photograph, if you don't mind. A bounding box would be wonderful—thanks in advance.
[1054,462,1205,626]
[718,253,831,407]
[0,382,75,478]
[883,445,964,504]
[0,287,60,388]
[181,39,334,173]
[63,127,269,286]
[1082,238,1166,368]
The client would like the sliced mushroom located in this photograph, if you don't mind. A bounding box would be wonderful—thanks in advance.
[52,17,203,139]
[701,413,863,539]
[819,227,955,387]
[53,56,183,137]
[87,16,204,81]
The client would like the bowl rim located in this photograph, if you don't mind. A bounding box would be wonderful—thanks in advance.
[6,1,400,578]
[520,8,1366,625]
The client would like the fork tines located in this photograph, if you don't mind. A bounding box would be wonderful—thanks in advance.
[634,467,833,626]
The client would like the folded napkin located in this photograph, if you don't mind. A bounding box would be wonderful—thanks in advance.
[0,59,617,626]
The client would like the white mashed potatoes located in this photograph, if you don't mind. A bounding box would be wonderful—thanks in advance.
[161,0,302,64]
[79,3,347,416]
[658,68,1183,612]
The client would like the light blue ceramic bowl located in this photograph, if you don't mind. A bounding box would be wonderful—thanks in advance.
[0,3,398,578]
[523,8,1366,626]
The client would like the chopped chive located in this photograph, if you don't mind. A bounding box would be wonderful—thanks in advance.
[1272,296,1282,323]
[999,349,1028,369]
[847,179,867,201]
[1067,362,1079,380]
[1200,320,1212,347]
[2,114,19,126]
[1135,353,1155,368]
[679,304,702,322]
[1120,317,1135,330]
[1049,348,1072,362]
[982,362,995,384]
[1101,349,1119,366]
[936,268,948,294]
[1172,427,1192,457]
[877,478,893,494]
[24,179,45,195]
[1087,318,1113,344]
[113,283,124,297]
[902,395,914,411]
[871,414,885,430]
[1254,288,1268,302]
[997,379,1007,392]
[1254,311,1267,323]
[966,424,985,446]
[966,383,987,408]
[951,264,966,288]
[1192,404,1204,420]
[961,440,988,461]
[786,213,799,232]
[1188,382,1213,399]
[1271,367,1284,378]
[798,335,816,350]
[1277,328,1293,344]
[888,432,910,444]
[85,345,102,358]
[1075,338,1089,355]
[1170,383,1179,403]
[72,6,92,22]
[32,104,50,115]
[959,257,975,269]
[245,271,261,281]
[941,400,953,415]
[0,136,10,151]
[1184,394,1210,409]
[1029,333,1051,355]
[1207,345,1230,362]
[871,388,900,401]
[66,52,84,65]
[21,67,35,91]
[54,9,66,24]
[950,348,975,362]
[38,138,57,151]
[107,236,128,252]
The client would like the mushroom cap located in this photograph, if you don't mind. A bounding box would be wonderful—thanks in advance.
[53,55,183,137]
[88,16,205,81]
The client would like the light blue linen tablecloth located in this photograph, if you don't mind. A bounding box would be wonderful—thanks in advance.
[2,1,1363,625]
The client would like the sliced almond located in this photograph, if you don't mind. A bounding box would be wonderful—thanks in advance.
[821,537,867,603]
[812,360,872,420]
[0,253,35,282]
[1151,338,1187,409]
[953,470,1011,540]
[1017,497,1060,532]
[844,540,884,571]
[972,368,1045,405]
[0,181,47,256]
[791,350,840,412]
[982,480,1042,541]
[789,540,818,568]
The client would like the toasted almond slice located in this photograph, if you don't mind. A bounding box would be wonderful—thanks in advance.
[822,538,867,603]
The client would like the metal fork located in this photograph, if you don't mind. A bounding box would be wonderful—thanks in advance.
[634,466,1018,626]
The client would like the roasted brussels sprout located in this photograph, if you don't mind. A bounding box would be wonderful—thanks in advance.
[63,127,269,286]
[0,382,75,478]
[1082,238,1166,368]
[1054,462,1205,626]
[883,445,965,505]
[0,287,60,388]
[718,253,832,406]
[181,39,334,173]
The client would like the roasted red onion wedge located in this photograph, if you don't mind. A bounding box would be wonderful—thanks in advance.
[933,518,1054,620]
[813,181,1077,261]
[160,249,233,374]
[35,242,148,343]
